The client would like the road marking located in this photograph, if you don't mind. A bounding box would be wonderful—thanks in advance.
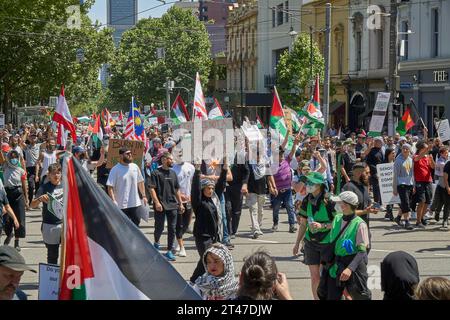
[433,254,450,257]
[248,239,279,244]
[370,249,393,253]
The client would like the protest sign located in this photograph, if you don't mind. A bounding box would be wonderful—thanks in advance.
[38,263,60,300]
[172,118,234,162]
[0,114,4,129]
[377,163,401,205]
[106,139,145,168]
[435,119,450,142]
[368,92,391,136]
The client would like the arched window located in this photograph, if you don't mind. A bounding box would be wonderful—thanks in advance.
[352,12,364,71]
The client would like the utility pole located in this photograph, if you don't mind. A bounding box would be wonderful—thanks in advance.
[323,3,331,137]
[388,0,398,136]
[166,77,172,118]
[240,51,244,117]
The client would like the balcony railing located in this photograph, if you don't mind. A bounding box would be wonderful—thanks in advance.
[264,74,277,88]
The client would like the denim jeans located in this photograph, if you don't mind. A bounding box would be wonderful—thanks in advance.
[272,189,296,226]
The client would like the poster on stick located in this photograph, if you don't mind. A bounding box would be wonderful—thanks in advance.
[435,119,450,142]
[106,139,145,169]
[38,263,60,300]
[368,92,391,137]
[377,163,401,205]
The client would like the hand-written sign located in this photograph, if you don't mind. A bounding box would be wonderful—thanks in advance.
[38,263,60,300]
[107,139,145,169]
[435,119,450,142]
[368,92,391,136]
[377,163,400,205]
[172,119,234,162]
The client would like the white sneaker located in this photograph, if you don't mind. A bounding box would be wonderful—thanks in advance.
[256,230,263,236]
[175,244,180,252]
[178,247,187,257]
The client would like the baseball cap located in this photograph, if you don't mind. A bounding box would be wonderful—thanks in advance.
[295,149,302,157]
[304,172,326,185]
[201,179,215,189]
[0,245,36,273]
[330,191,359,206]
[72,146,85,154]
[343,138,356,145]
[119,147,131,155]
[374,136,384,142]
[402,143,412,151]
[399,136,407,142]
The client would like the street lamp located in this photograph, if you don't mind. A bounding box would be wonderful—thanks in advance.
[288,25,298,53]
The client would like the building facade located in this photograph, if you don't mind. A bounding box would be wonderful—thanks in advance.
[398,0,450,136]
[301,0,349,129]
[257,0,303,94]
[225,0,258,119]
[107,0,138,46]
[347,0,392,131]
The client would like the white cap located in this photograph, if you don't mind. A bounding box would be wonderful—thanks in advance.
[331,191,359,206]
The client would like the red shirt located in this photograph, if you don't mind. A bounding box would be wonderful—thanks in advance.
[413,155,432,182]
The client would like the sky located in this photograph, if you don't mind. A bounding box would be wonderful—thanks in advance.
[88,0,176,25]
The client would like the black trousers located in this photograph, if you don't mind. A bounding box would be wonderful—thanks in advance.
[190,236,214,283]
[225,186,243,235]
[4,187,26,238]
[154,209,178,251]
[45,243,60,265]
[176,204,192,240]
[121,206,142,227]
[26,167,38,206]
[369,176,381,205]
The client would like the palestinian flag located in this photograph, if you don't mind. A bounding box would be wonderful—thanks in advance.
[396,106,415,136]
[170,94,190,124]
[208,98,224,120]
[306,75,323,119]
[256,114,264,129]
[91,115,103,149]
[269,87,293,150]
[287,108,302,132]
[297,108,324,129]
[59,157,201,300]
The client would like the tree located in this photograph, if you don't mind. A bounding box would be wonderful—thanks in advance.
[0,0,114,119]
[107,6,212,110]
[276,33,325,107]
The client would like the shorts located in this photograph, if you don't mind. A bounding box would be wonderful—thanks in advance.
[304,240,329,266]
[398,185,413,213]
[414,182,432,205]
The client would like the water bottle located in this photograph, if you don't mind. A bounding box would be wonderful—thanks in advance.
[308,217,315,233]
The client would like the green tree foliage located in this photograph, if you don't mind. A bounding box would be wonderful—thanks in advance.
[108,6,212,110]
[0,0,114,118]
[276,33,325,107]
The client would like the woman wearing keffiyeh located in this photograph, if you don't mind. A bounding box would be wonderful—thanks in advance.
[194,243,239,300]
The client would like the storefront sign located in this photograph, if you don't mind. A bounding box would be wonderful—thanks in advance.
[433,70,448,83]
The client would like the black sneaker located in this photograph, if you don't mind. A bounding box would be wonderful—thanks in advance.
[14,240,21,252]
[441,220,448,230]
[385,212,394,221]
[421,219,429,226]
[289,224,297,233]
[272,224,278,231]
[394,216,403,227]
[435,212,440,222]
[404,221,414,230]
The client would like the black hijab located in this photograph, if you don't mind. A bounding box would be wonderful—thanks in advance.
[381,251,420,300]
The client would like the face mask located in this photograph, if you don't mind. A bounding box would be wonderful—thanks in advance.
[306,184,319,194]
[10,158,19,166]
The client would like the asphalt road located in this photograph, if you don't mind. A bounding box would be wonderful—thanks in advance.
[15,201,450,300]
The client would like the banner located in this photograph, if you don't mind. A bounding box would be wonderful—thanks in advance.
[368,92,391,137]
[38,263,60,300]
[377,163,401,205]
[435,119,450,142]
[106,139,145,169]
[172,119,234,162]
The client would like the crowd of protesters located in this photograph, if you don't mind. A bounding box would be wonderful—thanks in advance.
[0,117,449,301]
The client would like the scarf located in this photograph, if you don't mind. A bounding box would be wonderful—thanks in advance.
[251,163,265,180]
[195,243,239,300]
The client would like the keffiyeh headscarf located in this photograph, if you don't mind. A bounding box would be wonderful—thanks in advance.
[195,243,239,300]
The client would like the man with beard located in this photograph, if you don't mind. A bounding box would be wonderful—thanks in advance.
[149,152,184,261]
[107,147,147,227]
[0,245,36,300]
[342,163,378,251]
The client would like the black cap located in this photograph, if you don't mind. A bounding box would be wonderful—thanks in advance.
[295,149,302,157]
[0,245,36,273]
[119,147,131,155]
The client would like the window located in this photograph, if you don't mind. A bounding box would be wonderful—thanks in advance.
[277,4,283,26]
[338,40,343,75]
[432,9,439,57]
[400,21,409,60]
[285,1,289,23]
[377,29,384,69]
[272,8,276,28]
[356,32,362,71]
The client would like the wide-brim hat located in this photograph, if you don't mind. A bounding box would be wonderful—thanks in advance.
[304,171,325,185]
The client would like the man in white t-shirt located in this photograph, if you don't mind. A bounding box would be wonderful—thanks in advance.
[107,147,147,226]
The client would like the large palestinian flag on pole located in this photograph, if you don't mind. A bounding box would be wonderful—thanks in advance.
[270,86,293,150]
[59,157,201,300]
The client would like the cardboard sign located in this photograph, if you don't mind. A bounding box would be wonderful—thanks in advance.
[435,119,450,142]
[38,263,60,300]
[377,163,401,205]
[106,139,145,169]
[0,114,4,129]
[368,92,391,136]
[172,119,234,162]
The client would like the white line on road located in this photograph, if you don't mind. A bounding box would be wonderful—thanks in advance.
[370,249,393,253]
[433,254,450,257]
[248,239,279,244]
